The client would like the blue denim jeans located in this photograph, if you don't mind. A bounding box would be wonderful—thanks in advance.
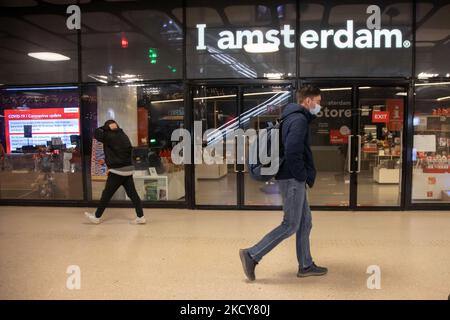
[248,178,313,269]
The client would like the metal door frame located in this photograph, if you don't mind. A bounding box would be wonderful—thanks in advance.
[301,79,410,211]
[187,80,296,210]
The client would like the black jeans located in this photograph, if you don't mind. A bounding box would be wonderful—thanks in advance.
[95,172,144,218]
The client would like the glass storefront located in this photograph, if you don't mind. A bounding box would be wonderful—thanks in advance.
[412,81,450,203]
[0,87,83,200]
[0,0,449,210]
[81,83,185,202]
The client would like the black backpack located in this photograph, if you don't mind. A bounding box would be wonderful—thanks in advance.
[247,110,301,182]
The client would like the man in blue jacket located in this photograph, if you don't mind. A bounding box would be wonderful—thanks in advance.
[240,85,327,281]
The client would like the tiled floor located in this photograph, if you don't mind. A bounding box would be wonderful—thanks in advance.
[0,206,449,300]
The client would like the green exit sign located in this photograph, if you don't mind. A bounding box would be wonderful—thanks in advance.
[167,65,177,73]
[148,48,158,64]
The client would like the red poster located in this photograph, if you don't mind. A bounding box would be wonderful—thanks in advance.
[372,111,390,123]
[330,129,349,144]
[137,107,149,146]
[386,99,404,131]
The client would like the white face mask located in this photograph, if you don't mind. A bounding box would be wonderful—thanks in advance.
[309,103,322,115]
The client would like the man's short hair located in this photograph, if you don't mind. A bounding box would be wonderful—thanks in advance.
[296,85,321,102]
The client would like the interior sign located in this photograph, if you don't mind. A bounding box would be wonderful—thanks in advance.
[372,111,390,123]
[196,5,410,52]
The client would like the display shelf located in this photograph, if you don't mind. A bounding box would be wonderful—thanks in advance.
[373,166,400,184]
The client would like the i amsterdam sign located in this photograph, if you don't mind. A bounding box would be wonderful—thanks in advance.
[195,5,411,52]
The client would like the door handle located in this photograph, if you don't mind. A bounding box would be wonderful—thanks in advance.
[356,135,362,173]
[233,137,246,173]
[347,135,354,173]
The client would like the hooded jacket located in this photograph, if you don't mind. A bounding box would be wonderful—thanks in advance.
[94,125,133,169]
[275,103,317,187]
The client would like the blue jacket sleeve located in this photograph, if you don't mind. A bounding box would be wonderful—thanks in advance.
[284,115,308,182]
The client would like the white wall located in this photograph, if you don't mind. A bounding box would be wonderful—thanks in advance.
[97,86,138,146]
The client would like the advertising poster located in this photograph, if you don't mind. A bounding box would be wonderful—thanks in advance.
[386,99,404,131]
[330,127,350,144]
[91,138,107,178]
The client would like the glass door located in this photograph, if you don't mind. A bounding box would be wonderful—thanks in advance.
[191,83,407,209]
[191,83,295,208]
[192,86,238,206]
[302,82,408,209]
[241,84,294,206]
[355,86,406,207]
[305,85,353,207]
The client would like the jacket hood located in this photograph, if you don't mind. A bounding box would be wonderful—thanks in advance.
[281,103,316,122]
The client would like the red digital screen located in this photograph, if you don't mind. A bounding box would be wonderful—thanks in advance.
[4,108,80,153]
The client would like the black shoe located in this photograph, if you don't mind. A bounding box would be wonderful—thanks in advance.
[239,249,257,281]
[297,262,328,278]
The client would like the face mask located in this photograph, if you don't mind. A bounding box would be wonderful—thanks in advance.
[309,103,322,115]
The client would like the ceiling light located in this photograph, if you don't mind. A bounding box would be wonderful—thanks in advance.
[4,86,78,91]
[264,72,284,79]
[415,82,450,87]
[417,72,439,79]
[321,87,352,91]
[436,96,450,101]
[28,52,70,61]
[243,43,279,53]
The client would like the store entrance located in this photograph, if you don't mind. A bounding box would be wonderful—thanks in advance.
[190,82,295,209]
[304,82,408,209]
[189,81,408,210]
[354,86,406,207]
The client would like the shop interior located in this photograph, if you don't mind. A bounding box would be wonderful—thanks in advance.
[90,85,186,202]
[0,89,83,200]
[1,83,448,207]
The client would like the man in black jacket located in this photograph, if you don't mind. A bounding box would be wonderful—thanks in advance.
[84,120,145,224]
[240,85,327,281]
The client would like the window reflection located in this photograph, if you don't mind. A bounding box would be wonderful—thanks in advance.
[186,0,296,79]
[81,2,183,82]
[0,88,83,200]
[85,83,185,202]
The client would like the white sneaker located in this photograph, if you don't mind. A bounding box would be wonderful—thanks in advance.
[132,217,146,225]
[84,212,101,224]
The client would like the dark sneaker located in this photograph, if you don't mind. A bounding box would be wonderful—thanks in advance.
[297,262,328,278]
[239,249,257,281]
